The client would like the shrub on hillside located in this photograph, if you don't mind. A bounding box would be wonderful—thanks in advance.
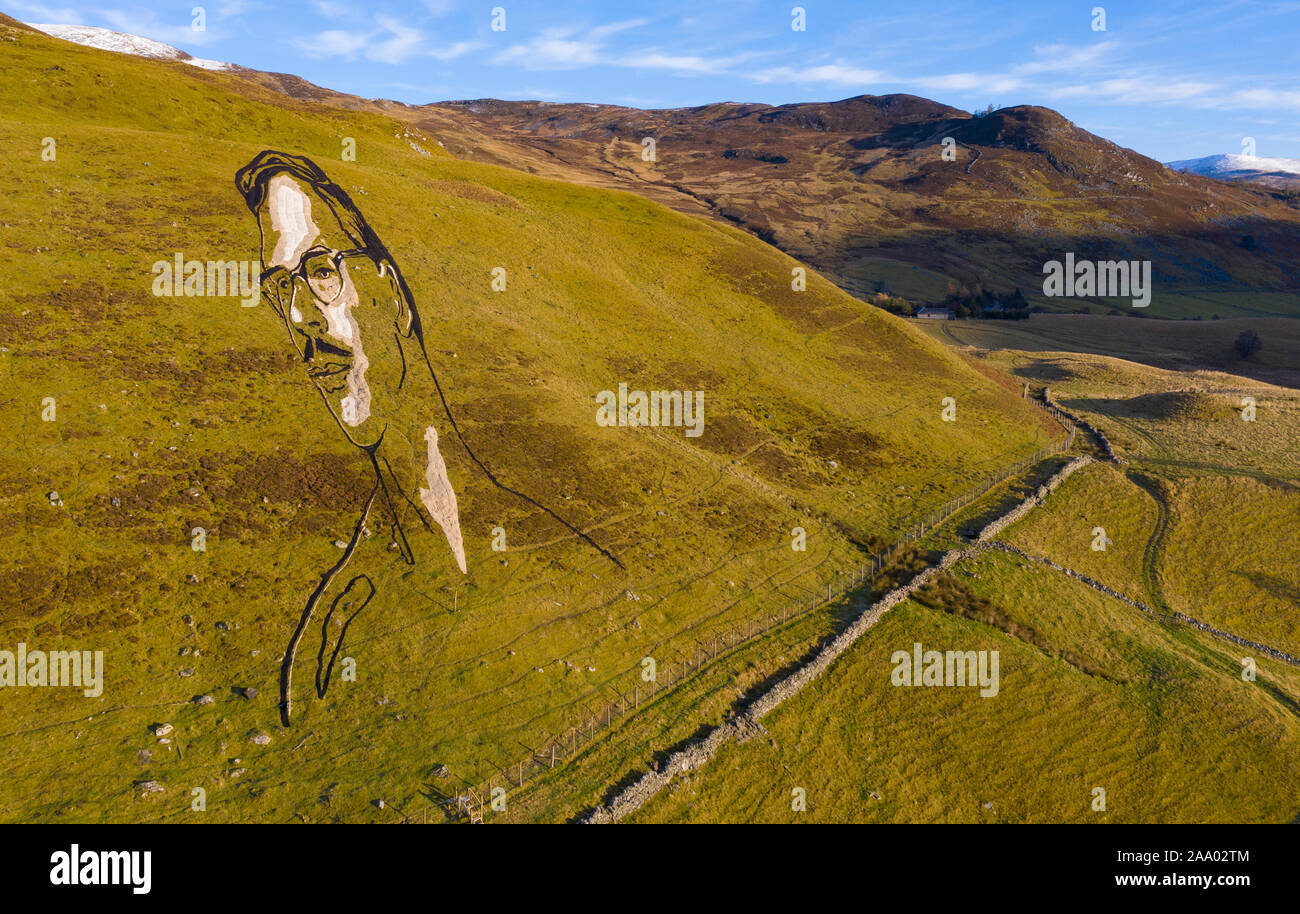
[1234,329,1263,359]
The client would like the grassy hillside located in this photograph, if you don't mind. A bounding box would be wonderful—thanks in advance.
[630,315,1300,824]
[0,23,1057,822]
[634,547,1300,823]
[960,347,1300,478]
[1001,462,1156,603]
[1004,464,1300,658]
[952,335,1300,658]
[409,98,1300,319]
[915,313,1300,388]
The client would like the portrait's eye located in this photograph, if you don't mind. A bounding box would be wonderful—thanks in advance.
[303,253,343,302]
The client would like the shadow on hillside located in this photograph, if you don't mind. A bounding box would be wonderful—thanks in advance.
[1012,359,1079,382]
[1063,392,1231,423]
[960,456,1073,537]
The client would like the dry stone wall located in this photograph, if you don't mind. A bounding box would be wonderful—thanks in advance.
[990,542,1300,668]
[580,455,1096,823]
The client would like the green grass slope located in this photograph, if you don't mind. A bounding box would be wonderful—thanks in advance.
[1002,464,1300,658]
[0,24,1056,822]
[635,547,1300,823]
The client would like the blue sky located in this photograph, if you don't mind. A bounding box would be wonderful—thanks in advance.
[13,0,1300,161]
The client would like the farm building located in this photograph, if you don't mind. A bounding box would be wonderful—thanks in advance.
[915,307,954,320]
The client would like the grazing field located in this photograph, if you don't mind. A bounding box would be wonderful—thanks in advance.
[632,309,1300,825]
[915,313,1300,388]
[633,548,1300,824]
[1000,462,1157,604]
[1161,475,1300,658]
[943,324,1300,659]
[1002,464,1300,658]
[961,347,1300,478]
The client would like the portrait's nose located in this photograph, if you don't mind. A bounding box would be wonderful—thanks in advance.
[295,318,351,361]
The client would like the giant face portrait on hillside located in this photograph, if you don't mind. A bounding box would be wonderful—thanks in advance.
[237,152,467,568]
[234,151,621,726]
[231,150,621,728]
[235,150,466,725]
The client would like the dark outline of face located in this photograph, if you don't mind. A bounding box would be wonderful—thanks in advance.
[254,185,394,450]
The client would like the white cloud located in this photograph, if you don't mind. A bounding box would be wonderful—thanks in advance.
[429,40,485,61]
[216,0,255,16]
[1016,41,1117,75]
[620,52,736,75]
[1219,87,1300,111]
[96,9,225,46]
[589,18,651,40]
[310,0,351,17]
[293,15,425,64]
[10,0,85,24]
[750,64,889,87]
[913,72,1022,94]
[300,28,369,57]
[370,15,422,64]
[1052,77,1216,105]
[493,19,688,72]
[493,27,602,70]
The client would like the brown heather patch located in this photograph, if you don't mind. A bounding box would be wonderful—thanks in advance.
[423,178,526,210]
[744,440,818,488]
[806,424,884,466]
[691,410,766,459]
[0,563,63,621]
[229,450,370,507]
[913,573,1107,680]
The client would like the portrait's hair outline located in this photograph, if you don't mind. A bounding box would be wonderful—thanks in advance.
[235,150,414,337]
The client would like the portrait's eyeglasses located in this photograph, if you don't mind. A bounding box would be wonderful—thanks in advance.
[261,249,369,312]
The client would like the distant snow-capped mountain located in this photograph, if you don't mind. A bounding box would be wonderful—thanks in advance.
[1167,153,1300,186]
[28,24,233,71]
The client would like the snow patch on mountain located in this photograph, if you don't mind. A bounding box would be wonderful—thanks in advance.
[28,24,233,71]
[1166,153,1300,179]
